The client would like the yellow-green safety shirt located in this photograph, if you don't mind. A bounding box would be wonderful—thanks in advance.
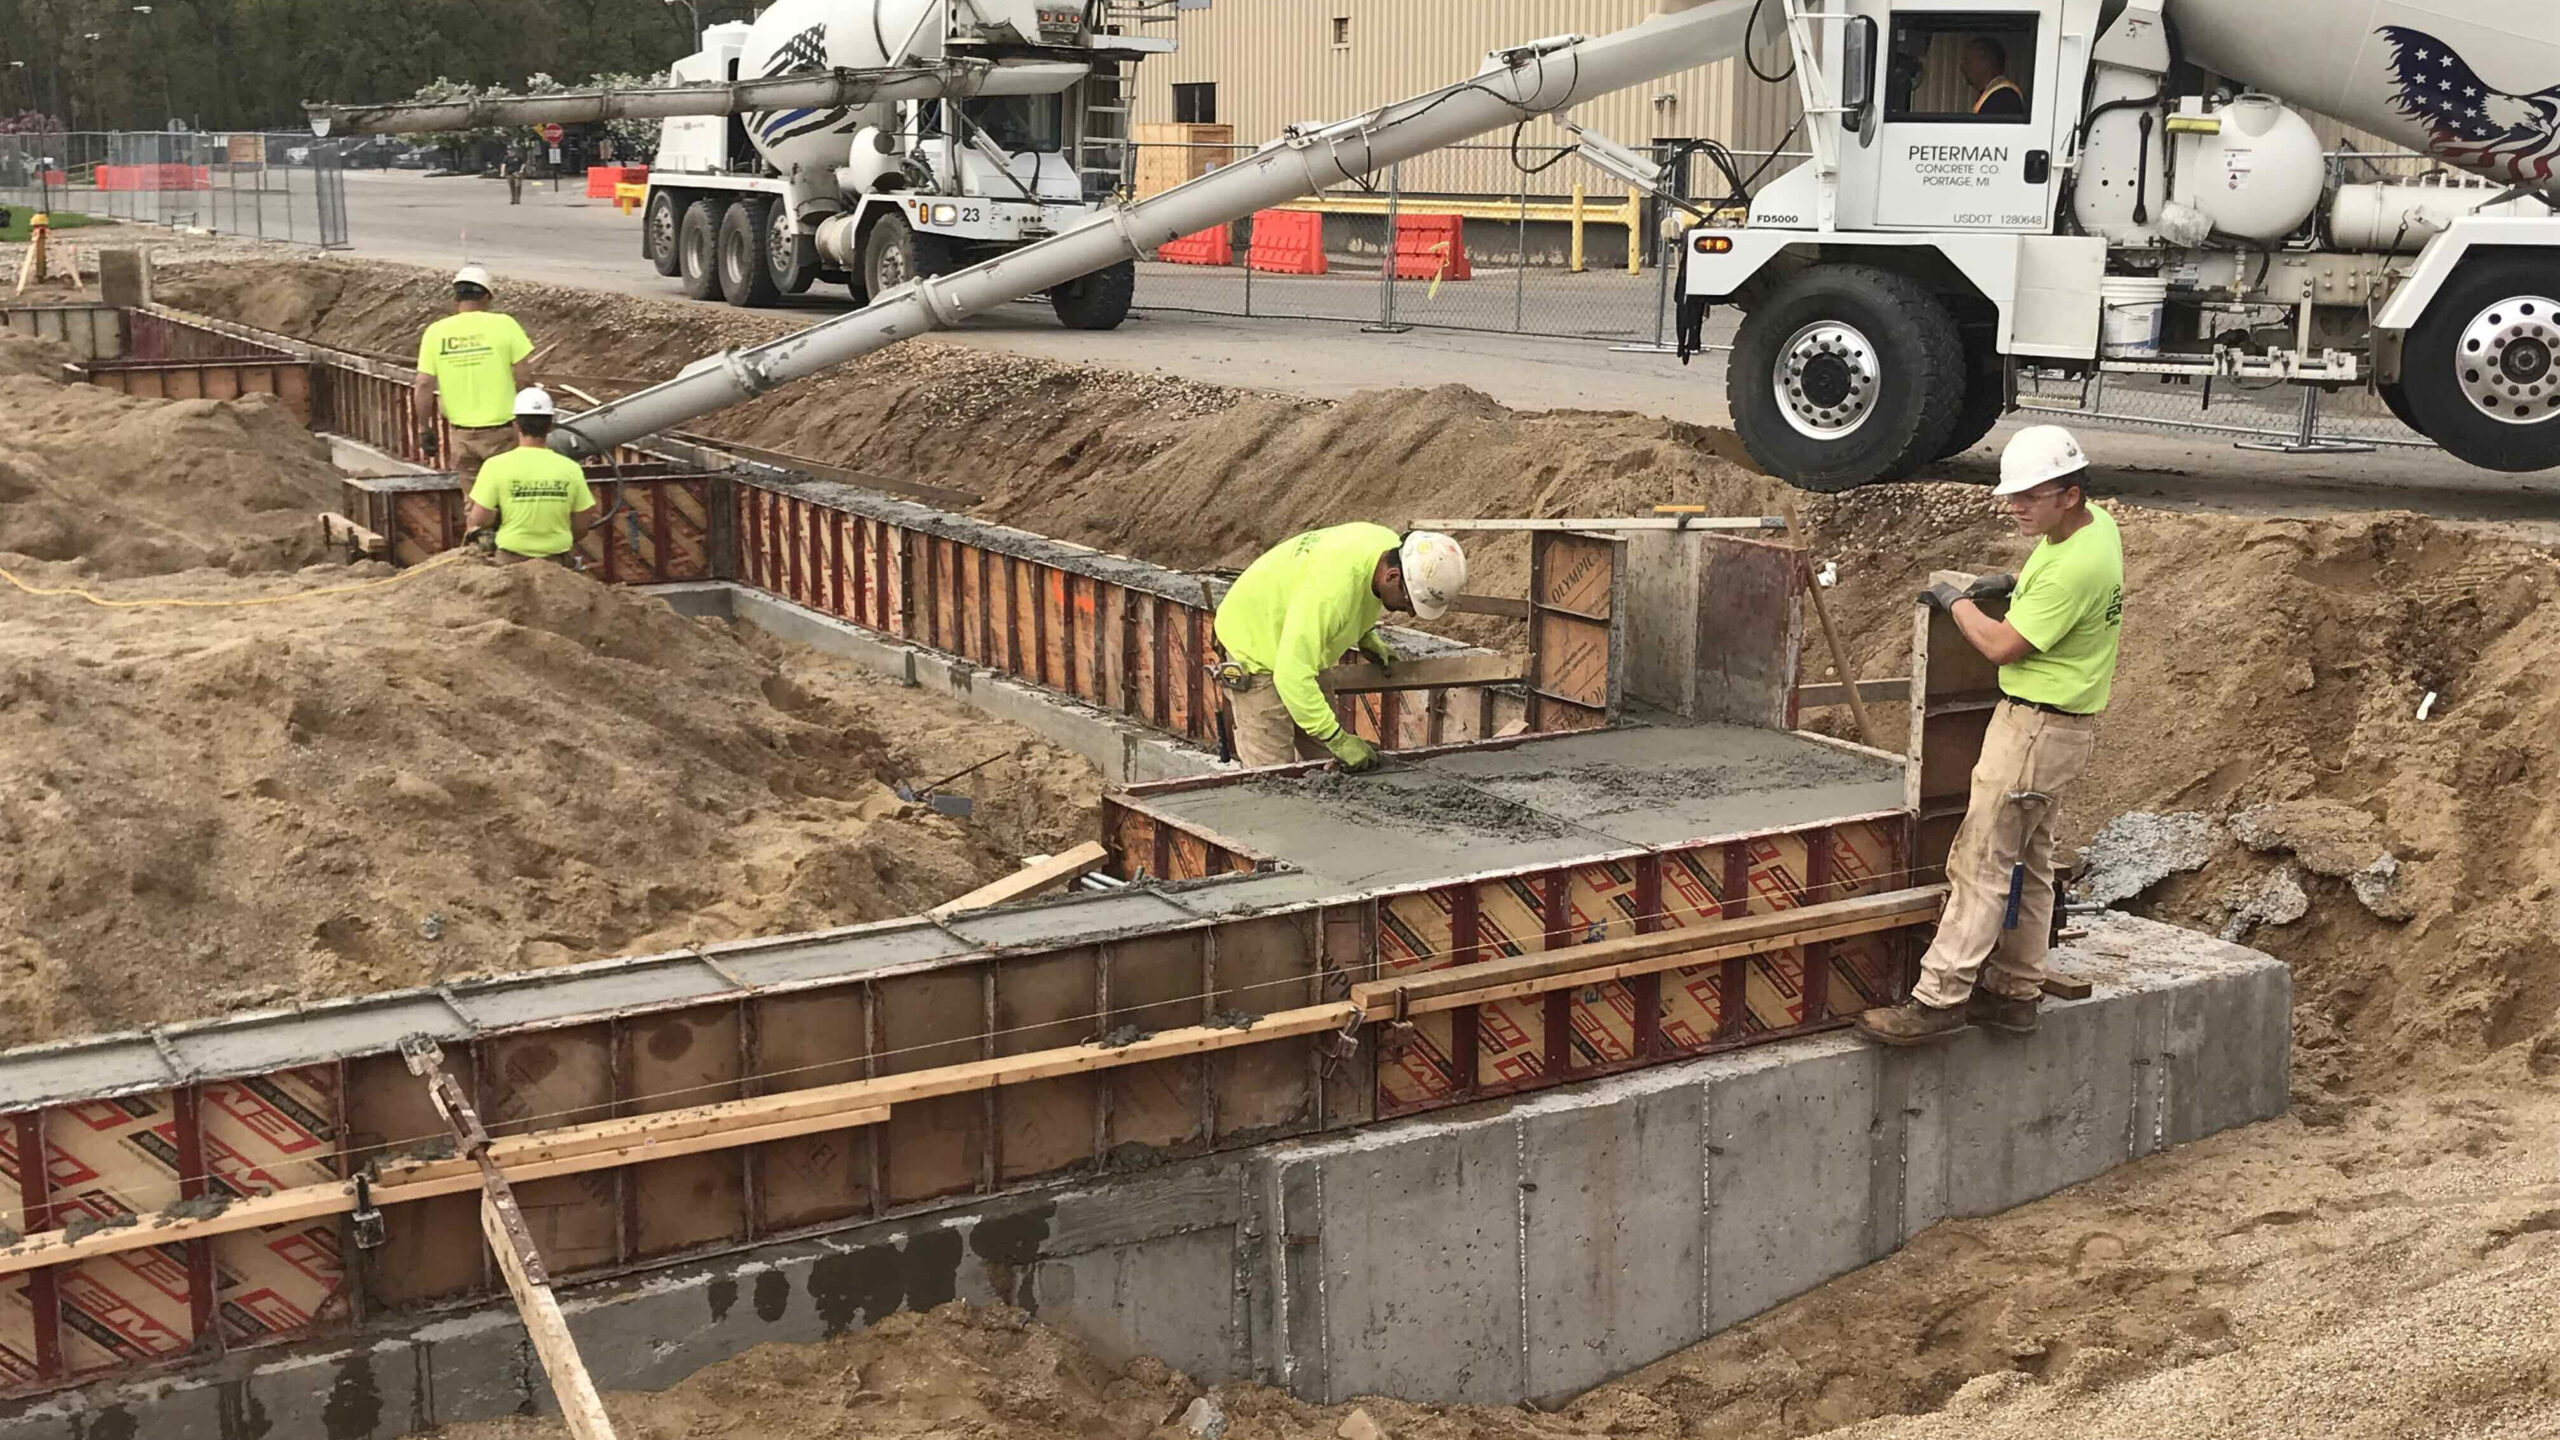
[469,446,594,559]
[1999,503,2123,715]
[1214,522,1399,743]
[417,310,534,429]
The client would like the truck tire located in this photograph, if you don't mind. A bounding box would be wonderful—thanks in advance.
[861,213,954,302]
[678,197,728,303]
[1050,260,1136,331]
[767,208,818,295]
[2376,379,2421,434]
[2398,254,2560,472]
[1728,265,1966,491]
[643,190,683,277]
[717,198,781,308]
[1937,341,2009,460]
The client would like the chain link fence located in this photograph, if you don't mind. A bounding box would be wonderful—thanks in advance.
[0,131,349,248]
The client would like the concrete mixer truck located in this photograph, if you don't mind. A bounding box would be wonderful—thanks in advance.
[314,0,1170,328]
[319,0,2560,487]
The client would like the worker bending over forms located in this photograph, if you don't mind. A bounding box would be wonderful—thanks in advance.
[1858,425,2123,1046]
[414,264,534,483]
[466,388,598,564]
[1213,526,1468,772]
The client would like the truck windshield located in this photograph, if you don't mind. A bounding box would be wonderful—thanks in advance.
[961,94,1066,154]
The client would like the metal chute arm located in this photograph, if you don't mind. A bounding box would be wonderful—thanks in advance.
[549,0,1760,458]
[306,64,980,135]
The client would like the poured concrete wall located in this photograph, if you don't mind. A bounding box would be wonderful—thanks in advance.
[0,914,2285,1437]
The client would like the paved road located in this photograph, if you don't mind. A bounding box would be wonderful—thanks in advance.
[331,171,2560,530]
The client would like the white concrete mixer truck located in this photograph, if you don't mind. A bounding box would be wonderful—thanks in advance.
[314,0,1170,327]
[319,0,2560,487]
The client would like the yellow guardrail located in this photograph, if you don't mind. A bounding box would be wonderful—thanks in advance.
[614,181,646,215]
[1276,183,1646,274]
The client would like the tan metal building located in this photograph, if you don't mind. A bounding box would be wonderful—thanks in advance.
[1123,0,1805,196]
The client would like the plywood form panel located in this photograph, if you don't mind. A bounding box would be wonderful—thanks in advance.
[1103,934,1207,1158]
[201,1067,346,1347]
[995,949,1103,1183]
[47,1093,191,1373]
[0,1114,38,1390]
[878,968,989,1205]
[343,1050,485,1310]
[479,1026,619,1276]
[1376,889,1462,1112]
[623,1007,748,1260]
[749,987,873,1232]
[1208,915,1318,1140]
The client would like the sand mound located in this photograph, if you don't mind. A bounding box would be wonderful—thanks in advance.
[0,332,343,579]
[0,557,1098,1046]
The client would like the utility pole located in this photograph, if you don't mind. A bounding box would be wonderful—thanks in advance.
[664,0,703,48]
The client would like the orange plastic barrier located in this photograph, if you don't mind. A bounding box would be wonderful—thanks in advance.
[1156,224,1234,267]
[585,165,648,199]
[1247,209,1327,276]
[1393,213,1472,281]
[95,164,211,191]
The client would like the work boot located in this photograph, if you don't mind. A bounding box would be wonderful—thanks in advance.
[1970,988,2041,1036]
[1854,1001,1968,1047]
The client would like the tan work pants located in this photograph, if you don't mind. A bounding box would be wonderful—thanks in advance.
[1223,676,1331,767]
[450,424,514,486]
[1912,700,2099,1008]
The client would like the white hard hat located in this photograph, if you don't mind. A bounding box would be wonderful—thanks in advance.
[512,386,555,417]
[1397,531,1467,621]
[1995,424,2089,495]
[453,264,495,294]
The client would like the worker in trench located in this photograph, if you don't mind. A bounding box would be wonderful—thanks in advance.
[412,264,535,485]
[464,387,599,565]
[1857,425,2123,1046]
[1212,526,1469,772]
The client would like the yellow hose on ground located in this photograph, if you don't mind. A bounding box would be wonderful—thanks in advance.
[0,548,469,611]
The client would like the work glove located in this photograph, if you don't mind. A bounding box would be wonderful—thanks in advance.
[1966,572,2018,602]
[417,426,442,462]
[1324,730,1383,774]
[1358,632,1396,672]
[1919,580,1967,613]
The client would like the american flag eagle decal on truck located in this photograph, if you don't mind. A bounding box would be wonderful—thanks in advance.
[752,24,854,147]
[2380,25,2560,185]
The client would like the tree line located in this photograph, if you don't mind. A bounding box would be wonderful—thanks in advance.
[0,0,748,133]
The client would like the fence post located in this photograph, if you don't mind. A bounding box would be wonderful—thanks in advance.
[1379,160,1401,329]
[1570,184,1586,274]
[1514,171,1528,333]
[1626,185,1644,276]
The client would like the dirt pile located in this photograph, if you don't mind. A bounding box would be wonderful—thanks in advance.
[0,330,343,578]
[0,556,1099,1047]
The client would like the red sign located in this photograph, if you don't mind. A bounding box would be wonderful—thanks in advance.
[539,123,564,144]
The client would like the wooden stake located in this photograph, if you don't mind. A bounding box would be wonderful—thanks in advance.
[932,840,1110,917]
[1783,499,1880,748]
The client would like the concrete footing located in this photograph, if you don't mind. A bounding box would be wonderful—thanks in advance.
[0,914,2286,1437]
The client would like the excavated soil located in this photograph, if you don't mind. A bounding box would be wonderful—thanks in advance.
[119,257,2560,1438]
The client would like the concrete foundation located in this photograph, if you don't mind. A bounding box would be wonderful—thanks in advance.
[0,914,2286,1438]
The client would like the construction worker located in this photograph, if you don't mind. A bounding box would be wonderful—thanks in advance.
[464,387,598,564]
[413,264,534,486]
[1857,425,2122,1046]
[1212,526,1468,772]
[1963,37,2028,117]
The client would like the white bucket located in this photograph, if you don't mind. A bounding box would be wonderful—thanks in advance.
[2099,276,2170,359]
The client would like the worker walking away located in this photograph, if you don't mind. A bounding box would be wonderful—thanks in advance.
[1212,525,1468,772]
[413,264,534,485]
[1857,425,2121,1046]
[1963,37,2027,117]
[465,388,598,565]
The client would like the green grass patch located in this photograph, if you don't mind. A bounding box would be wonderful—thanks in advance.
[0,209,109,243]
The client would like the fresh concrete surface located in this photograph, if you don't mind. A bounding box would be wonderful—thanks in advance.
[0,913,2286,1436]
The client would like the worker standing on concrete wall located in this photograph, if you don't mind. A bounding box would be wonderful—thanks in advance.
[1213,525,1468,771]
[464,387,598,564]
[1858,426,2122,1046]
[413,265,534,485]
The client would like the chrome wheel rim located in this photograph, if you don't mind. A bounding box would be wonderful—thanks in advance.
[2458,295,2560,426]
[1774,320,1881,439]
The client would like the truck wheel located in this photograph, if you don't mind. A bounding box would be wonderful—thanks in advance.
[643,191,682,277]
[1937,338,2009,460]
[1050,260,1136,331]
[678,198,729,303]
[861,213,954,301]
[2376,379,2420,433]
[717,198,781,308]
[766,208,818,296]
[1728,266,1965,491]
[2399,256,2560,472]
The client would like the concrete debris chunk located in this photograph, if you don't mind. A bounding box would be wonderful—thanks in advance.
[2220,864,2309,942]
[1337,1407,1386,1440]
[2077,811,2220,907]
[1181,1395,1227,1440]
[2229,800,2411,920]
